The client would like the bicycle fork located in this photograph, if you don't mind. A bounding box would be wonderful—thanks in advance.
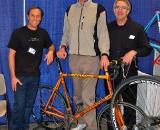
[112,105,127,130]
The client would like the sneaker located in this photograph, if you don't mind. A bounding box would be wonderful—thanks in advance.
[71,123,87,130]
[76,103,84,113]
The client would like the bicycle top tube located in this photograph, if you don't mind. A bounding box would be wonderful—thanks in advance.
[144,11,160,52]
[144,11,160,32]
[55,57,130,82]
[55,57,123,75]
[149,42,160,50]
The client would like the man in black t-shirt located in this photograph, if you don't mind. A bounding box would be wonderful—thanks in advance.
[8,6,55,130]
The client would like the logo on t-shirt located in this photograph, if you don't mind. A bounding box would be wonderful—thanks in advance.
[28,37,40,42]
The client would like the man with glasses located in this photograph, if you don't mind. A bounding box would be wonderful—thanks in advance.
[108,0,152,128]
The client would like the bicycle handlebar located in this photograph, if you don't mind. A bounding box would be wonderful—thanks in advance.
[108,60,121,69]
[107,59,124,81]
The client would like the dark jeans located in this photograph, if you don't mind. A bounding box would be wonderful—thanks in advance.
[9,76,39,130]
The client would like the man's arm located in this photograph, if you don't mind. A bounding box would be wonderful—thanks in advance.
[45,44,55,65]
[61,13,70,47]
[48,44,55,52]
[8,49,16,79]
[57,12,69,59]
[122,26,152,64]
[8,48,22,91]
[134,27,152,57]
[57,44,67,59]
[97,10,110,67]
[122,50,137,64]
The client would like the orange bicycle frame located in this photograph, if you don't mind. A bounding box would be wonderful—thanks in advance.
[43,63,125,129]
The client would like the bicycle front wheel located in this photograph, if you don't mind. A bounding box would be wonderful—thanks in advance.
[110,75,160,130]
[33,85,67,130]
[97,104,112,130]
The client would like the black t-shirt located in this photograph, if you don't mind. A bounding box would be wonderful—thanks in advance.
[8,26,52,76]
[108,18,152,60]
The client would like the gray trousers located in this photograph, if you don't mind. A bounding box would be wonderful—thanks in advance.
[69,55,99,130]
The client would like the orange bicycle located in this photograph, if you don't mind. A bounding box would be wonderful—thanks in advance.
[32,57,160,130]
[32,57,125,130]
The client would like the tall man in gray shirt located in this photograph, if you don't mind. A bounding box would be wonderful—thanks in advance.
[57,0,110,130]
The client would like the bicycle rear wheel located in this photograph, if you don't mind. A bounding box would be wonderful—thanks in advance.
[33,85,67,130]
[110,75,160,130]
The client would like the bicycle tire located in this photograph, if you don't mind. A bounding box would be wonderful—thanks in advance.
[97,102,146,130]
[110,75,160,130]
[32,85,67,130]
[97,104,112,130]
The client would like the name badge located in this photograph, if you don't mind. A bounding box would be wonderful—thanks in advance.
[28,47,36,55]
[129,35,135,39]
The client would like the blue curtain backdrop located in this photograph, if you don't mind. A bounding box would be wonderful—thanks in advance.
[0,0,160,124]
[0,0,24,123]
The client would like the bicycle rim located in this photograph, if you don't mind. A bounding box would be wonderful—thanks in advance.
[111,75,160,130]
[97,104,113,130]
[33,86,67,129]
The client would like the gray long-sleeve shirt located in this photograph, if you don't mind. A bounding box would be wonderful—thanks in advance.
[61,0,110,56]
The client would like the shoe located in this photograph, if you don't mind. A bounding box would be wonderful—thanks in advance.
[76,103,84,113]
[71,123,87,130]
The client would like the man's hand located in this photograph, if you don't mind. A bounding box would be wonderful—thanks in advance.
[11,76,22,91]
[100,55,109,68]
[45,50,54,65]
[57,48,67,59]
[122,50,137,64]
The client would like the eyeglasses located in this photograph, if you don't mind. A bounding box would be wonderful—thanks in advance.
[114,6,129,10]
